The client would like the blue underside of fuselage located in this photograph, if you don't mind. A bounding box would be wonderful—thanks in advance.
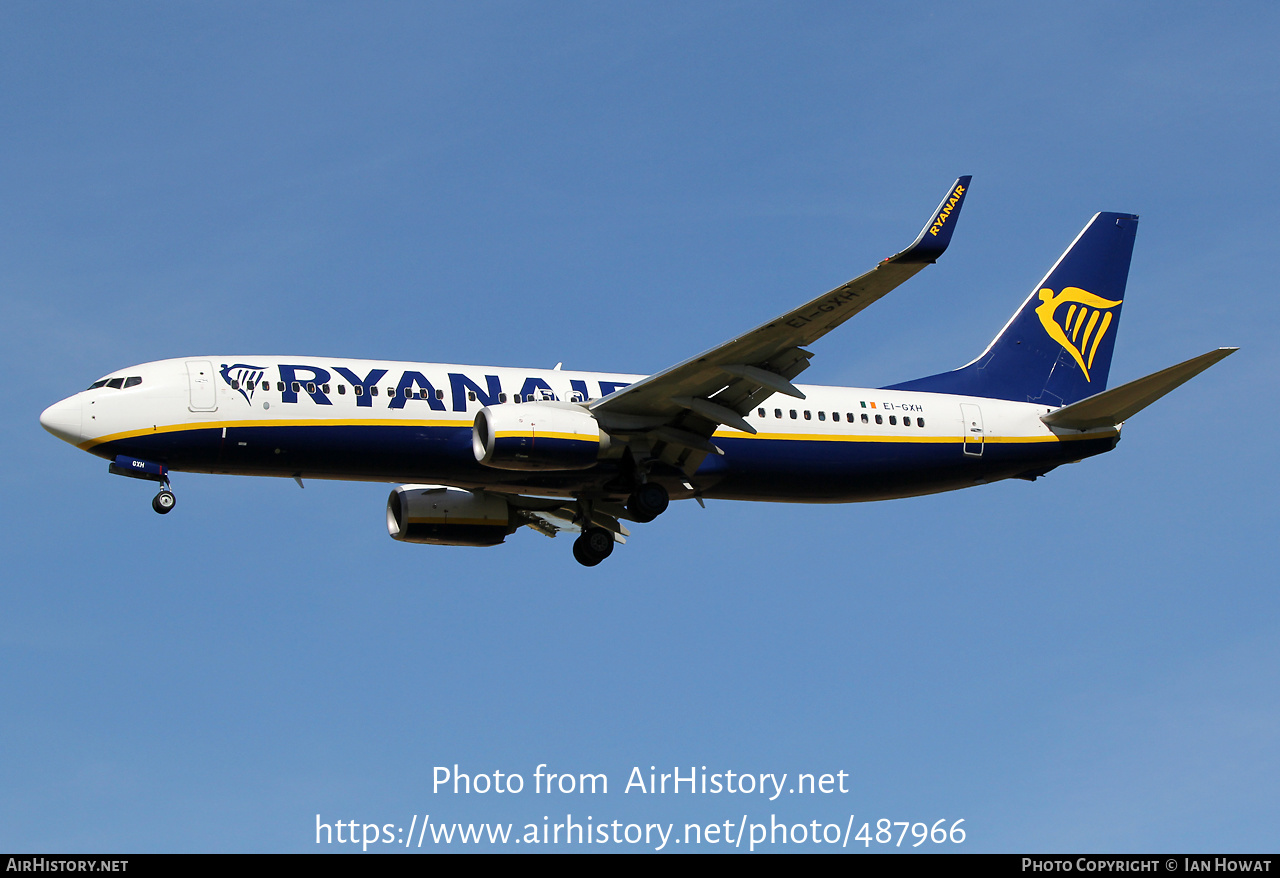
[91,424,1118,502]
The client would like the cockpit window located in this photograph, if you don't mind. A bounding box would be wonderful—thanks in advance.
[90,376,143,390]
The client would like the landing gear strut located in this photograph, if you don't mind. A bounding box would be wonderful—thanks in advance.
[626,482,669,523]
[108,455,176,515]
[572,526,615,567]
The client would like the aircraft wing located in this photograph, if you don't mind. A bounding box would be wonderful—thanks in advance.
[589,176,971,473]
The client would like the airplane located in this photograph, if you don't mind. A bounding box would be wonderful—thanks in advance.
[39,177,1235,566]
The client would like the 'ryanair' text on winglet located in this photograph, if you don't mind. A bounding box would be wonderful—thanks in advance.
[887,175,972,265]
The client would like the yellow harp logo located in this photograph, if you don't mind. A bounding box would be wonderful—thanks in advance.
[1035,287,1122,382]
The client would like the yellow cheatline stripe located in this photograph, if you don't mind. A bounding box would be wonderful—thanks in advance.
[493,431,595,442]
[711,430,955,444]
[78,417,473,450]
[711,429,1115,444]
[406,517,506,526]
[80,418,1117,451]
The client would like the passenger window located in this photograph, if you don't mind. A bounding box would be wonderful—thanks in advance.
[354,386,363,397]
[790,410,797,419]
[831,412,839,422]
[277,381,285,391]
[306,382,316,394]
[500,393,508,403]
[804,411,811,420]
[918,418,925,428]
[370,387,378,397]
[291,382,301,392]
[818,411,826,421]
[774,409,782,418]
[322,383,330,393]
[419,389,428,399]
[846,413,855,422]
[338,385,346,395]
[436,389,444,400]
[231,379,240,390]
[757,408,766,418]
[861,413,869,424]
[123,376,141,388]
[468,391,477,402]
[875,414,883,424]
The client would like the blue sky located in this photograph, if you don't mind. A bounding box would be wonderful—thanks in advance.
[4,2,1278,852]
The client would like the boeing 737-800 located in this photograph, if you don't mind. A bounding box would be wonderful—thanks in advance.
[39,177,1235,566]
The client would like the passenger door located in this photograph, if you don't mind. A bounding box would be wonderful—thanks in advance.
[960,403,984,456]
[186,360,218,412]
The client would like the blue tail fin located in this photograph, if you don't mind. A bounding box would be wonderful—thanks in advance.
[886,212,1138,406]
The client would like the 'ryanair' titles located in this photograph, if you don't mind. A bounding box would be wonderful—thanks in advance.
[929,182,965,237]
[218,364,632,412]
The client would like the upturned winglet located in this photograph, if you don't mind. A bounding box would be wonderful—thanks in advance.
[888,175,972,264]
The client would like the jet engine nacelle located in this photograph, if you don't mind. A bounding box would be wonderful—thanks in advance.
[472,401,610,471]
[386,484,517,547]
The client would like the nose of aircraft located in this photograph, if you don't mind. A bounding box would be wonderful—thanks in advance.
[40,395,83,445]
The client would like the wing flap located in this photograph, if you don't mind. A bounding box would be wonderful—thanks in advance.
[507,496,631,541]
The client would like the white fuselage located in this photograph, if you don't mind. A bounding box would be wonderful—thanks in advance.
[41,356,1119,503]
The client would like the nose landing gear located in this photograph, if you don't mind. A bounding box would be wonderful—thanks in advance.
[108,454,177,515]
[151,488,176,514]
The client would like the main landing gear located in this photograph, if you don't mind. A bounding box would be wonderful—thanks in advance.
[569,481,671,567]
[572,526,615,567]
[626,482,669,523]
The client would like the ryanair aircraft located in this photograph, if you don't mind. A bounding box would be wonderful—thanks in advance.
[40,178,1235,566]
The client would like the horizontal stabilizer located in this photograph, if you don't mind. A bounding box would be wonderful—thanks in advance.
[1042,347,1237,430]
